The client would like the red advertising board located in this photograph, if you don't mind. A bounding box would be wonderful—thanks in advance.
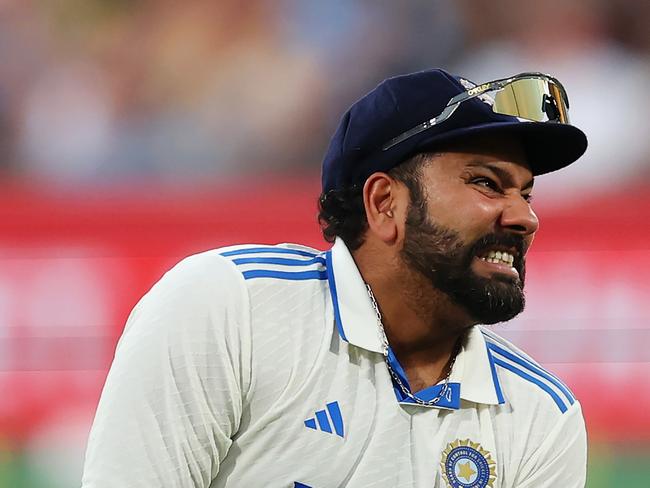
[1,179,649,442]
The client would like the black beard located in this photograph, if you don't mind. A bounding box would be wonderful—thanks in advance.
[400,203,527,325]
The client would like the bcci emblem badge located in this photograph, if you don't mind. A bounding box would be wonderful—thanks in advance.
[441,439,497,488]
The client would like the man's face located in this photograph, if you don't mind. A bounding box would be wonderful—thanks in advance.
[399,140,538,325]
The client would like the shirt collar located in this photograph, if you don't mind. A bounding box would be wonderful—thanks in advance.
[449,326,505,405]
[326,237,504,407]
[325,238,383,354]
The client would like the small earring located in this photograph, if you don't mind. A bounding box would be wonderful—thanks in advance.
[386,210,394,218]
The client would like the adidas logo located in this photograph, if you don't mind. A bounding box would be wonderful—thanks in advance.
[304,401,344,438]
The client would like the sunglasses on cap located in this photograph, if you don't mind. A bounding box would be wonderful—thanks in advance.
[382,72,571,151]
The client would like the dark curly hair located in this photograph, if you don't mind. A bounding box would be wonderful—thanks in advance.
[318,153,431,250]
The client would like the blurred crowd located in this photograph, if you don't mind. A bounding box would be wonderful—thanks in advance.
[1,0,649,197]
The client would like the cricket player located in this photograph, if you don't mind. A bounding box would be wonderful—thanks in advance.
[82,69,588,487]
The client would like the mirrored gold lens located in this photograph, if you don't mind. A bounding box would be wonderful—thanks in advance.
[493,78,569,123]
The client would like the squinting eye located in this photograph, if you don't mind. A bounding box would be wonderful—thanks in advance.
[471,177,501,193]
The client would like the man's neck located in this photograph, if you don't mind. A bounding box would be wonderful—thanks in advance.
[353,245,474,391]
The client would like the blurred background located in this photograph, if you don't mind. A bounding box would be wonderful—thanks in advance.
[1,0,649,486]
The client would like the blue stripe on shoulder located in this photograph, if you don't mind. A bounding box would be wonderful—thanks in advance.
[241,269,327,281]
[481,330,574,399]
[486,340,575,406]
[231,256,326,267]
[492,357,568,413]
[485,342,506,404]
[325,250,348,342]
[220,247,318,258]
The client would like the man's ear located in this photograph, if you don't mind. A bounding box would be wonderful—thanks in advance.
[363,173,398,243]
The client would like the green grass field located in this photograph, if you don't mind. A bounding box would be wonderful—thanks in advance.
[587,444,650,487]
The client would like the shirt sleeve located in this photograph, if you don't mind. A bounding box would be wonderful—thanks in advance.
[81,252,251,488]
[512,401,588,488]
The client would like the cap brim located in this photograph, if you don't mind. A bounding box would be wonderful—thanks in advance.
[415,121,588,176]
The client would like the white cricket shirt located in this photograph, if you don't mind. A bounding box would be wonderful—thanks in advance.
[82,238,587,488]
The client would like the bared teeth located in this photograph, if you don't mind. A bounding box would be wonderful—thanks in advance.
[480,250,514,266]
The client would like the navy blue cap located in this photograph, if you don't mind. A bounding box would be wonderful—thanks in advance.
[321,69,588,192]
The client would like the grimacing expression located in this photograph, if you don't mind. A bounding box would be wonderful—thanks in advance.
[399,150,534,324]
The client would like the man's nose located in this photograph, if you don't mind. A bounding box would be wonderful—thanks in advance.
[499,195,539,236]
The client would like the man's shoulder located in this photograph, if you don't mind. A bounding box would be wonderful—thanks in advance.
[478,326,579,417]
[164,243,330,318]
[214,242,328,284]
[213,243,334,400]
[167,242,326,281]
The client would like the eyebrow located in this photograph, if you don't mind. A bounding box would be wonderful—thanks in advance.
[467,161,534,191]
